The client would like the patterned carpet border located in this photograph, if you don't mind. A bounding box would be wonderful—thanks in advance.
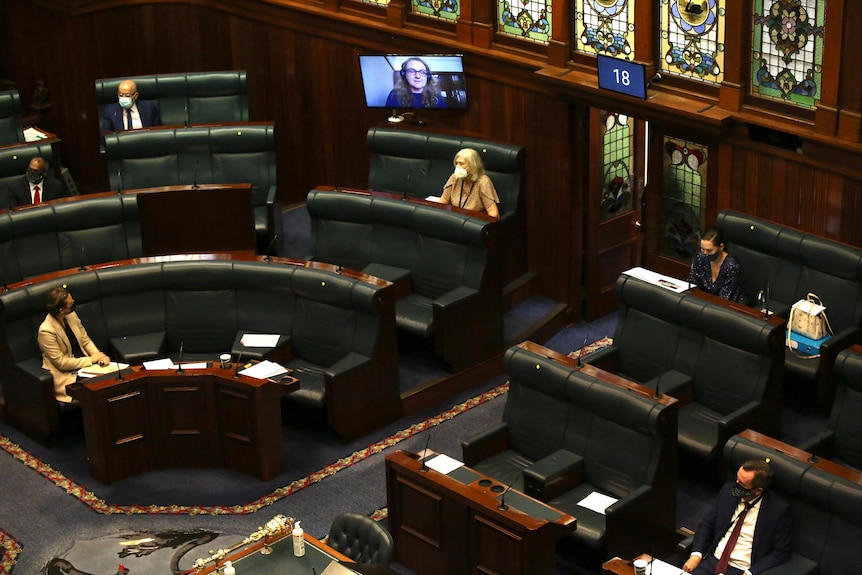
[0,381,509,517]
[0,530,21,575]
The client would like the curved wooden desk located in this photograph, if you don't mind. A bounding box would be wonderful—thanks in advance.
[68,363,298,484]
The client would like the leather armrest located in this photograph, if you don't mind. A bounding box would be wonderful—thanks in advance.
[718,401,761,429]
[523,449,583,502]
[678,535,694,553]
[797,429,835,455]
[648,369,693,396]
[434,286,479,309]
[461,421,509,467]
[325,352,372,379]
[584,345,619,373]
[820,326,858,356]
[606,484,652,517]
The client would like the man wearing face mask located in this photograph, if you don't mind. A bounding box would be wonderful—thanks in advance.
[5,156,70,208]
[682,459,792,575]
[688,226,748,304]
[439,148,500,218]
[101,79,163,132]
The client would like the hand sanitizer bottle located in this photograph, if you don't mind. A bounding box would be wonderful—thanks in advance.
[292,521,305,557]
[223,560,235,575]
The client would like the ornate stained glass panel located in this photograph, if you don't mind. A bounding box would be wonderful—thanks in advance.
[600,112,635,221]
[413,0,459,21]
[752,0,825,108]
[659,0,726,84]
[661,136,708,260]
[575,0,635,58]
[498,1,552,43]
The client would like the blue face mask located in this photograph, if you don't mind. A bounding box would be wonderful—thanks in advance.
[118,96,134,109]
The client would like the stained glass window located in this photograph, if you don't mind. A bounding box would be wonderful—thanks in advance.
[600,112,635,220]
[659,0,726,84]
[661,136,708,259]
[498,1,552,43]
[752,0,825,108]
[413,0,459,21]
[575,0,635,58]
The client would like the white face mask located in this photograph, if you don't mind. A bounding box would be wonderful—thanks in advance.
[453,166,468,179]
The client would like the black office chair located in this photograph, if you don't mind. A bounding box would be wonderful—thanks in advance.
[328,513,394,566]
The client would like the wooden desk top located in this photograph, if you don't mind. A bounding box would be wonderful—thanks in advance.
[387,449,576,533]
[738,429,862,486]
[517,340,679,408]
[314,185,499,222]
[70,362,299,395]
[3,253,393,292]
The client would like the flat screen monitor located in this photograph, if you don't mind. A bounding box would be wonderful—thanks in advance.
[596,54,648,100]
[359,54,468,110]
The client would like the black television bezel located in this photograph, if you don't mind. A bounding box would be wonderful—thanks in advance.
[358,53,468,110]
[596,54,648,101]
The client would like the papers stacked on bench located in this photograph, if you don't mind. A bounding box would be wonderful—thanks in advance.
[78,362,129,377]
[238,360,288,380]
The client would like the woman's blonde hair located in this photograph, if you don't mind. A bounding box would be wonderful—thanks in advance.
[453,148,485,182]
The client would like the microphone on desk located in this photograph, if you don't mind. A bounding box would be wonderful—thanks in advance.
[0,262,8,292]
[764,282,771,319]
[577,336,588,368]
[403,173,410,201]
[177,341,185,373]
[192,161,200,190]
[233,351,243,378]
[117,167,124,194]
[419,432,432,472]
[79,246,86,272]
[497,478,516,511]
[183,103,189,129]
[263,234,279,262]
[653,375,663,400]
[115,358,124,382]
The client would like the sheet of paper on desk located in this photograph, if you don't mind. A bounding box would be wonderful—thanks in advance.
[640,558,686,575]
[425,195,442,202]
[239,333,280,348]
[77,362,129,377]
[623,267,688,293]
[321,561,356,575]
[23,127,47,141]
[143,358,177,370]
[425,453,464,475]
[577,491,618,515]
[239,360,287,380]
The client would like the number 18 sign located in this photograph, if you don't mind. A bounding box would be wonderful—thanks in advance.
[596,54,648,100]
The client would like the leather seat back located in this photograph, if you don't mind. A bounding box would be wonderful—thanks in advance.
[0,90,24,145]
[328,512,394,566]
[828,348,862,470]
[0,140,58,196]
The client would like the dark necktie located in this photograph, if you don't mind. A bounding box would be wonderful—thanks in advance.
[126,109,133,130]
[33,185,41,204]
[715,500,755,575]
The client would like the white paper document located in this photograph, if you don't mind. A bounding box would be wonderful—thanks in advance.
[577,491,618,515]
[238,360,287,380]
[635,557,686,575]
[425,195,442,202]
[77,362,129,377]
[425,453,464,475]
[23,127,48,142]
[623,266,689,293]
[239,333,280,348]
[143,358,178,370]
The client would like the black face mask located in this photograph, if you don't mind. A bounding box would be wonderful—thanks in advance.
[26,169,45,185]
[732,484,755,499]
[707,251,721,262]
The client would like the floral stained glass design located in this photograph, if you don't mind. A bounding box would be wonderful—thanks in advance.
[660,0,725,84]
[661,136,708,259]
[413,0,459,21]
[498,1,552,43]
[576,0,635,58]
[600,112,635,220]
[752,0,825,108]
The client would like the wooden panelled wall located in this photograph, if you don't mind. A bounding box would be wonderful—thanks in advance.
[2,0,862,316]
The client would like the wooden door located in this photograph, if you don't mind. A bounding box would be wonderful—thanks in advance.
[583,108,646,320]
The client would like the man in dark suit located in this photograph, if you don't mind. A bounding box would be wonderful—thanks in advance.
[683,459,792,575]
[101,79,163,132]
[5,156,69,208]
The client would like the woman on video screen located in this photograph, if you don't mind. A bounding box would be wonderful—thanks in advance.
[386,57,446,109]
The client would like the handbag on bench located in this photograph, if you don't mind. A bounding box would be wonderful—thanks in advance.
[786,293,833,358]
